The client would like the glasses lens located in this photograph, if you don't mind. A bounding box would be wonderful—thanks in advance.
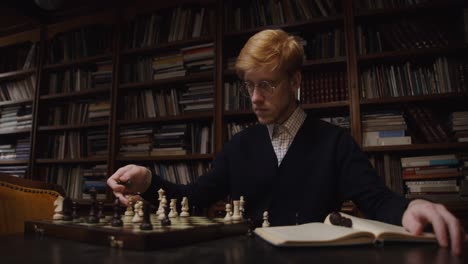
[258,81,274,94]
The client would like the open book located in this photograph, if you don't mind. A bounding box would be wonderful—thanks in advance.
[254,212,437,247]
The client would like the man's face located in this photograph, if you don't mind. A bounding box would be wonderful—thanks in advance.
[243,70,298,125]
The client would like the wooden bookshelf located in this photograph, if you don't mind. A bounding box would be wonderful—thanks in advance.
[43,54,113,71]
[0,0,466,211]
[38,122,109,131]
[118,112,213,125]
[358,45,468,63]
[0,160,28,165]
[35,157,108,164]
[223,15,345,37]
[120,36,215,56]
[0,128,30,135]
[0,99,33,107]
[361,92,468,105]
[0,69,35,81]
[39,88,110,100]
[119,71,214,90]
[116,154,214,162]
[363,142,468,153]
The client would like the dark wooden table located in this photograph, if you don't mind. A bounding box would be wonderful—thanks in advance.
[2,234,467,264]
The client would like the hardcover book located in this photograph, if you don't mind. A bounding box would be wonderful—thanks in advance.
[254,212,436,247]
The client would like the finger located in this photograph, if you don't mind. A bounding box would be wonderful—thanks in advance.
[429,210,449,248]
[114,192,129,207]
[438,206,463,256]
[119,165,139,183]
[107,166,132,191]
[404,211,427,235]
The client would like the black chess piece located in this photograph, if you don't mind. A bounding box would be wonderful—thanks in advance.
[111,198,123,227]
[71,201,79,221]
[161,204,171,226]
[97,201,105,219]
[140,201,153,230]
[86,188,99,224]
[62,197,73,221]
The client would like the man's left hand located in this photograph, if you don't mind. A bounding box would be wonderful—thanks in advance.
[402,199,465,256]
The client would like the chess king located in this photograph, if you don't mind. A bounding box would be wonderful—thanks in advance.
[108,29,465,255]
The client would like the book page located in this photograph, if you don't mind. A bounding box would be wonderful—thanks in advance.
[254,222,375,246]
[324,213,436,242]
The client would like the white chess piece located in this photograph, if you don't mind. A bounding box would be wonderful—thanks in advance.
[125,198,135,216]
[132,201,143,223]
[224,203,232,221]
[239,196,245,217]
[232,200,241,220]
[53,196,64,220]
[180,197,190,217]
[168,199,178,218]
[262,211,270,227]
[156,189,165,216]
[158,196,167,220]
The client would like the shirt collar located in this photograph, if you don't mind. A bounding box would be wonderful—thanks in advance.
[267,106,306,139]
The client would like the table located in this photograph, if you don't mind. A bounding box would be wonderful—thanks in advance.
[2,234,466,264]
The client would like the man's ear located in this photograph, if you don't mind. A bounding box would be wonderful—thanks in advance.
[291,71,302,92]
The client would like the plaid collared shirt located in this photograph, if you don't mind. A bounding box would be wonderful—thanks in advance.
[267,106,307,166]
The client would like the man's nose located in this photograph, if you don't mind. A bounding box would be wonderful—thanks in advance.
[250,87,264,104]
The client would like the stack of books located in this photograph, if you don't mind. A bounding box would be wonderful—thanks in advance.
[82,164,107,200]
[181,43,214,74]
[152,53,185,80]
[92,60,113,89]
[152,124,188,156]
[362,112,410,146]
[153,161,210,184]
[0,105,32,132]
[224,81,251,111]
[86,128,108,157]
[0,76,35,102]
[179,82,214,112]
[401,154,461,200]
[0,144,15,159]
[88,101,110,122]
[450,111,468,142]
[119,126,153,157]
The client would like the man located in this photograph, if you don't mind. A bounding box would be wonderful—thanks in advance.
[108,29,465,255]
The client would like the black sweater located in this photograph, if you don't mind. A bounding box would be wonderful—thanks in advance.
[142,116,409,226]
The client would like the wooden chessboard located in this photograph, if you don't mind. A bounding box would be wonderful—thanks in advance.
[24,215,250,250]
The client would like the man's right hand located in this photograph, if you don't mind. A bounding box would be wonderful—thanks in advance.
[107,164,152,206]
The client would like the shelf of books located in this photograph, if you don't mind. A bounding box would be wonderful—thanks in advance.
[110,1,219,193]
[30,16,116,201]
[0,28,39,178]
[356,0,468,210]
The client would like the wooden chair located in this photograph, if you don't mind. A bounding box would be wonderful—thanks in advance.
[0,173,65,234]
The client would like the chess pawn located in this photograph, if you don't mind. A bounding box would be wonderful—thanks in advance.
[168,199,178,218]
[180,197,190,217]
[262,211,270,227]
[132,201,143,223]
[125,198,135,216]
[224,203,232,221]
[232,200,242,221]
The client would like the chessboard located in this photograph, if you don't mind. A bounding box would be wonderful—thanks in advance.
[24,216,250,250]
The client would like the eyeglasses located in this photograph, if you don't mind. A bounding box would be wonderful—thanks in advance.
[239,80,281,98]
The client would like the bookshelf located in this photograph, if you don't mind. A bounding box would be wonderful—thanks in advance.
[0,0,466,218]
[0,28,40,178]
